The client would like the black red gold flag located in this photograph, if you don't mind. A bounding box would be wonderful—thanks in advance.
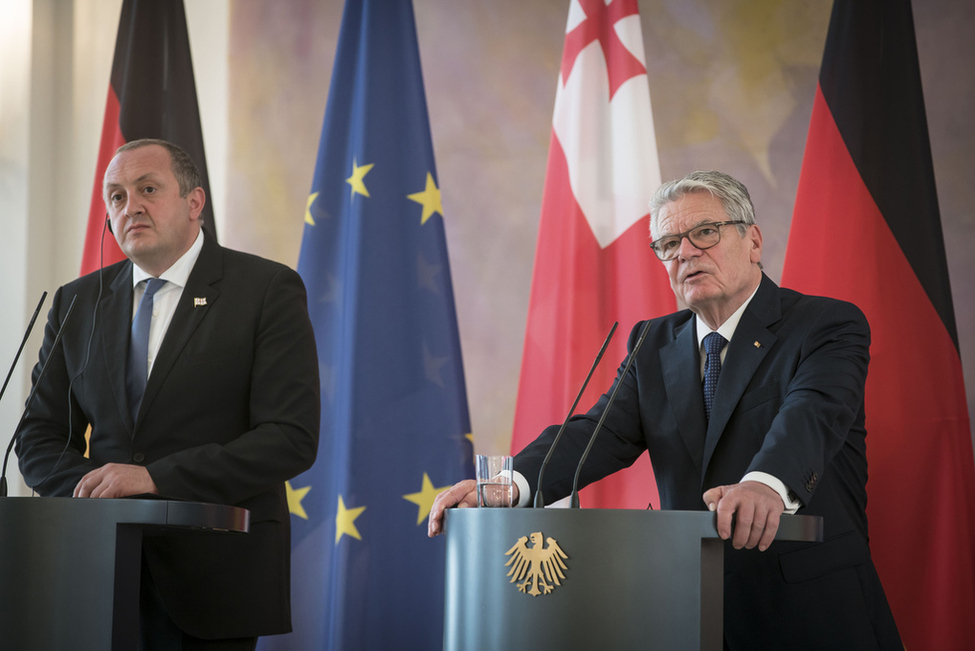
[783,1,975,647]
[81,0,216,274]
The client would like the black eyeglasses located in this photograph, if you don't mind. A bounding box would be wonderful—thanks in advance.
[649,221,748,261]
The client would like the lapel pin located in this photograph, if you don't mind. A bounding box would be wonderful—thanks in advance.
[753,341,761,348]
[194,297,207,307]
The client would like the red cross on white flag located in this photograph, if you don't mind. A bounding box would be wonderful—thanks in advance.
[512,0,675,509]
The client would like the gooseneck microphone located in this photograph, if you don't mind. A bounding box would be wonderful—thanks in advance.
[0,294,78,497]
[0,293,48,497]
[0,293,46,408]
[534,322,618,508]
[569,319,652,508]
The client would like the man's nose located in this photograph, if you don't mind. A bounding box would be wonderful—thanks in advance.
[124,195,144,217]
[677,233,703,259]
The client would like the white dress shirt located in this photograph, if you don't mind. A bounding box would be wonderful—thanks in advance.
[130,230,205,379]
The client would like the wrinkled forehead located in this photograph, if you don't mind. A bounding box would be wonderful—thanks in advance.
[652,191,729,239]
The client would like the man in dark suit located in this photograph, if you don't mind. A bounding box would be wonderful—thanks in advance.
[16,139,320,649]
[429,171,901,649]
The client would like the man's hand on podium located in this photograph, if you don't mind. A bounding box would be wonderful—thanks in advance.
[427,478,521,537]
[73,463,159,499]
[703,480,783,552]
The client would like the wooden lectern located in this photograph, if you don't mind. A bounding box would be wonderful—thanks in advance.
[0,497,248,650]
[443,509,822,651]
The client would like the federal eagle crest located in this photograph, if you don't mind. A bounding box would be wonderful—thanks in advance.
[504,531,568,596]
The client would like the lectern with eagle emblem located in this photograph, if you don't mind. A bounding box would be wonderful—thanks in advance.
[442,508,821,650]
[504,531,569,596]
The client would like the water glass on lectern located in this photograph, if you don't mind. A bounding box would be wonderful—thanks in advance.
[475,455,513,507]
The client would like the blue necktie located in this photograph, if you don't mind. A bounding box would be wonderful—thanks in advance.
[127,278,167,421]
[703,332,727,420]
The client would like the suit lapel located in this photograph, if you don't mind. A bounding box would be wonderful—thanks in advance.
[701,276,780,474]
[660,317,708,473]
[100,263,136,432]
[136,237,223,427]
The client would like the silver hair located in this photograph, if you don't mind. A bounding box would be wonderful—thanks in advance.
[648,170,756,240]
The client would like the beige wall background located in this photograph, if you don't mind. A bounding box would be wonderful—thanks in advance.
[1,0,972,495]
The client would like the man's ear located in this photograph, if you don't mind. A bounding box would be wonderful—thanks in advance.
[187,187,206,221]
[748,224,764,264]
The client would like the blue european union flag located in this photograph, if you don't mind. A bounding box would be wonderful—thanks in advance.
[258,1,474,649]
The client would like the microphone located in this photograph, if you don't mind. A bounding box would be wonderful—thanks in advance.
[0,292,46,408]
[568,319,652,508]
[534,322,618,508]
[0,294,78,497]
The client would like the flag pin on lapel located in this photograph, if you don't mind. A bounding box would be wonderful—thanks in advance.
[194,297,207,308]
[754,341,761,348]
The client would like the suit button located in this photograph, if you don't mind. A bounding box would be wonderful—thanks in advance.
[805,472,819,492]
[133,453,146,463]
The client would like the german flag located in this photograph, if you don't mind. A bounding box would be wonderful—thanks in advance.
[782,1,975,647]
[81,0,216,274]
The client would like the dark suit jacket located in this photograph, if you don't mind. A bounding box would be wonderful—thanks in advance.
[514,274,901,650]
[16,235,320,639]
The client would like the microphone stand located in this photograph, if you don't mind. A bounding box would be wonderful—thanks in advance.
[569,319,651,508]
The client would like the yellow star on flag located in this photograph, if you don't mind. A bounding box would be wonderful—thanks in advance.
[407,172,443,225]
[335,495,366,544]
[403,473,453,525]
[346,159,374,198]
[286,480,311,519]
[305,192,319,226]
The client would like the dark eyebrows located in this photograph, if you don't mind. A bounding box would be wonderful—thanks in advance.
[129,172,164,187]
[104,172,165,195]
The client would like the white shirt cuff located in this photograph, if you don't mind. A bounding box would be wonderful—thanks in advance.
[510,470,531,508]
[742,471,801,514]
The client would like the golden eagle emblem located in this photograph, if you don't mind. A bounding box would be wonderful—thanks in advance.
[504,531,568,596]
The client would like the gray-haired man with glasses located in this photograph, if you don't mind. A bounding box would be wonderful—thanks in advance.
[649,220,748,260]
[431,170,901,649]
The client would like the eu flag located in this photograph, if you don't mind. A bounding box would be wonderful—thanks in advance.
[258,1,474,648]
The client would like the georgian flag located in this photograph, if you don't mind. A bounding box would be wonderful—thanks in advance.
[511,0,675,509]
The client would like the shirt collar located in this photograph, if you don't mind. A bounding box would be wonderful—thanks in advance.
[695,281,761,349]
[131,229,205,289]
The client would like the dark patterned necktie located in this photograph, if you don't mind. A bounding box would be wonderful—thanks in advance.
[703,332,727,420]
[126,278,167,421]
